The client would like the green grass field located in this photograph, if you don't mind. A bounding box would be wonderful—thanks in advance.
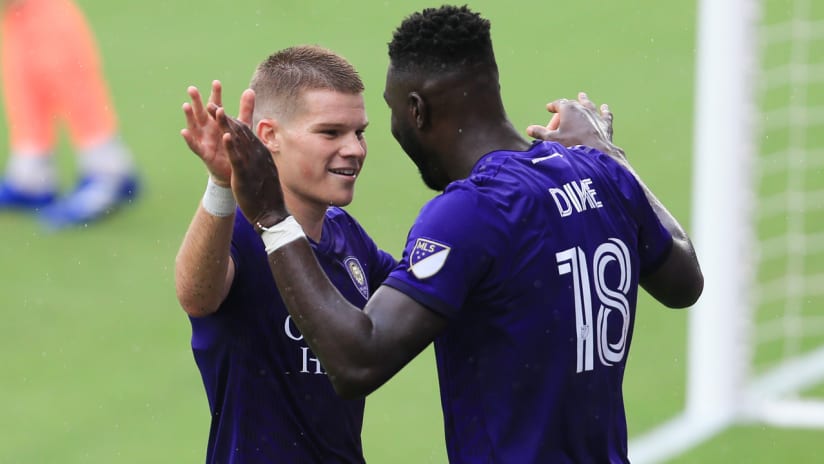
[0,0,821,462]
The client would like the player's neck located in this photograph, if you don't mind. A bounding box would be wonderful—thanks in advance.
[447,118,530,180]
[283,196,326,242]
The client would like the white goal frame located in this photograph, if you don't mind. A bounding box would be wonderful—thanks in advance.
[629,0,824,462]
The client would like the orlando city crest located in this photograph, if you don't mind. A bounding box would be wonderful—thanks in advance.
[409,238,451,279]
[344,256,369,300]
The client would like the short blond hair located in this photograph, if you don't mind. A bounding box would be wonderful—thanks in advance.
[250,45,364,125]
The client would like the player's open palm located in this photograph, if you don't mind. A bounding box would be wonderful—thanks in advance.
[216,102,288,229]
[181,80,233,186]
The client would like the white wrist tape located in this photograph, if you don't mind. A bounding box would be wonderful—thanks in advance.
[260,215,305,253]
[201,177,236,217]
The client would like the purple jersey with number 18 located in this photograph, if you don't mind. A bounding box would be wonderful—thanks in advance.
[383,140,673,464]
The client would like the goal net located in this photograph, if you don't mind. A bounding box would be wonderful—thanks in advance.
[630,0,824,462]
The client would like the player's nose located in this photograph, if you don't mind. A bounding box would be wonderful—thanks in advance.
[340,132,366,159]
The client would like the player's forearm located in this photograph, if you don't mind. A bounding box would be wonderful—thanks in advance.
[175,207,235,317]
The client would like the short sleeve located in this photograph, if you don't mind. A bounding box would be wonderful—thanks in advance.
[383,187,503,319]
[616,164,674,276]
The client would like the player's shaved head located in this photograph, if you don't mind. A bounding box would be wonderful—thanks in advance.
[388,5,498,76]
[250,45,364,125]
[383,5,510,191]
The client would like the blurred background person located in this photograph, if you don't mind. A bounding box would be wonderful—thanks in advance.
[0,0,138,229]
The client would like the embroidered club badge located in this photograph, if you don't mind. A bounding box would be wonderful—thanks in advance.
[344,256,369,299]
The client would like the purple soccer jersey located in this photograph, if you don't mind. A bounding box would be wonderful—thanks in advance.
[383,141,673,463]
[189,207,396,464]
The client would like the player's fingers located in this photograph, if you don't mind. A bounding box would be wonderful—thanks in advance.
[545,98,567,115]
[182,102,198,131]
[224,113,245,137]
[223,132,240,165]
[238,89,255,127]
[525,125,541,138]
[601,103,614,140]
[207,103,222,123]
[180,128,191,145]
[547,97,585,119]
[187,86,208,124]
[578,92,596,111]
[526,125,556,141]
[226,119,246,143]
[221,115,254,159]
[600,103,613,122]
[180,128,203,156]
[239,121,255,142]
[209,80,223,108]
[239,121,259,147]
[213,106,228,130]
[232,112,256,139]
[547,112,561,131]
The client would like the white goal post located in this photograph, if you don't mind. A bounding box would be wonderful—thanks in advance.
[630,0,824,462]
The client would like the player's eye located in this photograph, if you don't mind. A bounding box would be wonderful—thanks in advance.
[355,130,365,140]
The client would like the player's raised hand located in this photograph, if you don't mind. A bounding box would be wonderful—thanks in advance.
[181,80,233,186]
[526,92,625,163]
[215,101,289,230]
[206,85,255,129]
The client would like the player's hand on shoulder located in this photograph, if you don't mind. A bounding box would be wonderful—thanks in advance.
[215,92,289,229]
[180,80,233,187]
[527,92,627,165]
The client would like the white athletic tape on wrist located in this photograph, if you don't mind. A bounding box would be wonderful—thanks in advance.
[260,216,305,253]
[201,177,236,217]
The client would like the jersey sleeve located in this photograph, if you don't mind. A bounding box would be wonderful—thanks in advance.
[228,211,258,284]
[636,204,673,276]
[598,153,674,276]
[371,248,399,290]
[222,211,270,306]
[383,187,504,319]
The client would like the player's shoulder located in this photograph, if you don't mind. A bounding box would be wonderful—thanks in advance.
[421,179,505,231]
[324,205,359,224]
[552,143,638,187]
[560,145,651,212]
[324,206,371,236]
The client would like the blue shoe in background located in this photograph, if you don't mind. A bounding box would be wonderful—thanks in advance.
[39,175,140,230]
[0,179,56,210]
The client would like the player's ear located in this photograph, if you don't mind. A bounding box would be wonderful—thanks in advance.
[409,92,427,130]
[256,118,279,152]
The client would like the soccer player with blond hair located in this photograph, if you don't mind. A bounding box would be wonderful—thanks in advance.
[176,45,396,463]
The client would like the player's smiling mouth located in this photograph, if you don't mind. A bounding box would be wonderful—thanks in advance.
[329,168,358,177]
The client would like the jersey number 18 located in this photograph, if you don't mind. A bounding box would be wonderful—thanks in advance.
[556,238,632,373]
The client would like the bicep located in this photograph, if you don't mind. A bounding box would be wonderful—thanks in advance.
[640,237,703,309]
[363,285,448,379]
